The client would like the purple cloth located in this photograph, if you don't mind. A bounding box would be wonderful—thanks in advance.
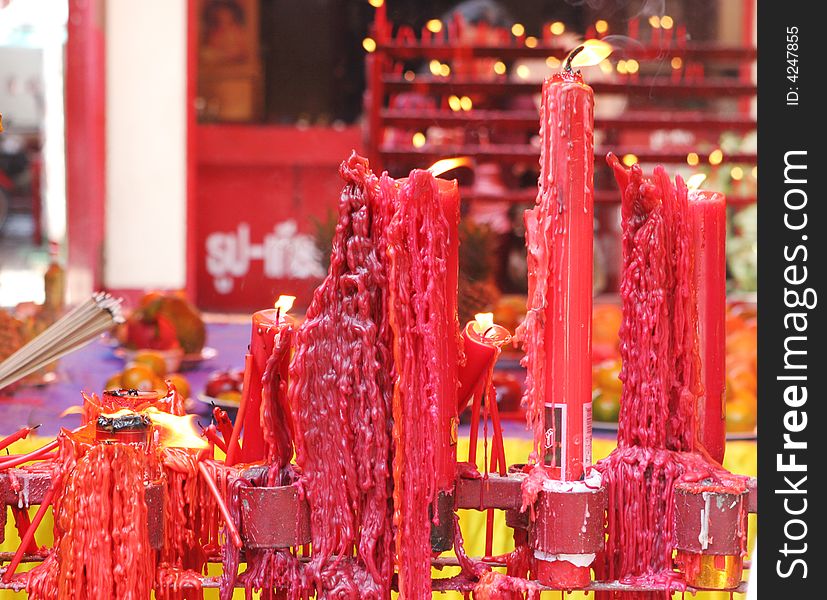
[0,322,251,436]
[1,322,618,441]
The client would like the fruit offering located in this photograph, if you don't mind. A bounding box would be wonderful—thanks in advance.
[105,350,191,398]
[204,369,244,405]
[119,291,206,354]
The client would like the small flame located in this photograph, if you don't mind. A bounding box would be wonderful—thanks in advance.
[145,408,208,449]
[428,157,473,177]
[567,39,613,69]
[686,173,707,191]
[274,295,295,313]
[474,312,494,332]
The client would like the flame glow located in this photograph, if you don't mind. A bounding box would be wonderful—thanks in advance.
[474,312,494,332]
[145,408,208,449]
[686,173,707,190]
[274,295,296,313]
[568,39,613,69]
[428,157,473,177]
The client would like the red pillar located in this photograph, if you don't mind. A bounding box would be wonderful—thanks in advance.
[65,0,106,292]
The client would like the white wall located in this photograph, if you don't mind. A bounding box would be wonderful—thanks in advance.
[105,0,187,289]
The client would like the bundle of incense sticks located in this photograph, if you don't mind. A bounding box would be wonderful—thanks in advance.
[0,292,124,390]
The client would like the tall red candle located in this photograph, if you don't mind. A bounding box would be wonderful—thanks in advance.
[239,296,295,464]
[689,190,727,463]
[522,56,595,482]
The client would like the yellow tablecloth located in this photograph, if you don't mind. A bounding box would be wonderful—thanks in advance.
[1,436,756,599]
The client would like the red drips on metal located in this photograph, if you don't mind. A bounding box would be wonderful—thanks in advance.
[197,461,242,549]
[594,155,748,600]
[2,472,62,583]
[288,153,395,597]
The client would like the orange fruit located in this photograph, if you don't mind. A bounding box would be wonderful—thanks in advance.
[725,397,756,433]
[593,359,622,394]
[216,390,242,405]
[104,373,123,391]
[133,350,168,377]
[593,391,621,423]
[167,373,191,399]
[120,364,156,392]
[152,377,170,396]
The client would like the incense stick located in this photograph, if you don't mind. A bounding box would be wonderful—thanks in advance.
[0,292,124,390]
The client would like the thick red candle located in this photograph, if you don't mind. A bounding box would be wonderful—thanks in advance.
[432,177,461,492]
[240,296,295,464]
[522,65,594,482]
[689,190,727,463]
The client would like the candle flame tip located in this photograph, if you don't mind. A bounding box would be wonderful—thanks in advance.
[274,295,296,313]
[566,39,613,70]
[428,156,473,177]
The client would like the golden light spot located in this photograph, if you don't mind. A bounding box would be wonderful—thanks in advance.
[660,15,674,29]
[550,21,566,35]
[429,59,442,75]
[730,166,744,181]
[569,39,614,68]
[595,20,609,34]
[648,15,661,28]
[460,96,473,111]
[625,59,640,74]
[362,37,377,53]
[368,0,384,7]
[622,154,638,166]
[412,132,426,148]
[511,23,525,37]
[439,63,451,77]
[751,166,758,179]
[671,56,683,70]
[525,36,538,48]
[404,70,415,81]
[545,56,561,69]
[448,95,462,111]
[494,60,507,74]
[686,152,699,166]
[516,64,530,79]
[708,148,724,166]
[426,19,443,33]
[616,60,628,75]
[686,173,707,190]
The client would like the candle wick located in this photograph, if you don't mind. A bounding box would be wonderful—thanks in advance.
[563,45,585,73]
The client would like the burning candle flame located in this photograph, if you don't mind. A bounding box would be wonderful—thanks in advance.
[428,156,473,177]
[144,408,208,449]
[686,173,707,191]
[565,39,613,70]
[474,312,494,331]
[274,295,296,313]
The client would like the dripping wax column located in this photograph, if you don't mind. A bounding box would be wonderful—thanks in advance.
[237,296,295,464]
[537,61,595,482]
[689,190,727,463]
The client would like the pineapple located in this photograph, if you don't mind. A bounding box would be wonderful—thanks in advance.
[458,219,501,325]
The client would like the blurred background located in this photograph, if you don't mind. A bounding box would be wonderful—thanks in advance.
[0,0,756,435]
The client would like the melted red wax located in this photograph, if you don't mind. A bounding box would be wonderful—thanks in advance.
[260,321,295,481]
[26,438,157,600]
[594,155,748,599]
[288,153,395,597]
[386,168,459,599]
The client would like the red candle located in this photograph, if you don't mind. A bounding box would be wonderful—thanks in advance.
[522,52,596,482]
[239,295,295,464]
[689,190,727,463]
[435,177,460,492]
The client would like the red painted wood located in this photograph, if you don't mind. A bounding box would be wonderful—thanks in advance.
[185,0,199,301]
[192,125,361,312]
[65,0,106,291]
